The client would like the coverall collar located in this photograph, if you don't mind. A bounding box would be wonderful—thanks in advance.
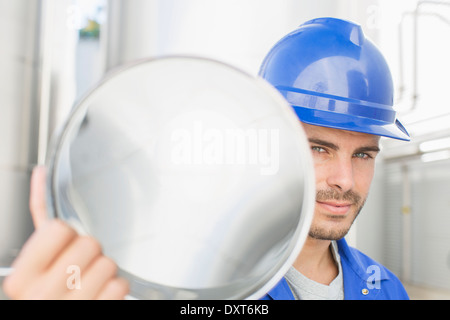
[265,238,391,300]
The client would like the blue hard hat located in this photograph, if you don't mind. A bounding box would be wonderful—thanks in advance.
[259,17,410,141]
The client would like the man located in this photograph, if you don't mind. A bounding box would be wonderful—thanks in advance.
[258,17,410,300]
[4,17,409,300]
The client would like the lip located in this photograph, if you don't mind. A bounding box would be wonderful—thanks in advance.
[316,201,352,215]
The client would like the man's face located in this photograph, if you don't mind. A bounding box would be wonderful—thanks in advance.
[301,123,381,241]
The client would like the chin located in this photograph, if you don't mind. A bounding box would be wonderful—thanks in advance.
[308,217,355,241]
[309,207,361,240]
[308,227,350,241]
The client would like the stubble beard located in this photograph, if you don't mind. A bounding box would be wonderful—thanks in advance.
[308,189,366,241]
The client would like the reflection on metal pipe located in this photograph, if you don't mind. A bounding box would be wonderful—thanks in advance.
[0,0,42,270]
[37,0,55,165]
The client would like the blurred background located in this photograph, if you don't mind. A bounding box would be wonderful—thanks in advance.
[1,0,450,299]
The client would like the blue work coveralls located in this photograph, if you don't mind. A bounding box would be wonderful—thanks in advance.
[261,238,410,300]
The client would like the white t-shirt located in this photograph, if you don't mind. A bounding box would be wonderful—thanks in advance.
[285,241,344,300]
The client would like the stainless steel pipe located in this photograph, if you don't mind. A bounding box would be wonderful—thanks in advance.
[46,56,315,299]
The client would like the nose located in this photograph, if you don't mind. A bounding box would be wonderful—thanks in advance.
[326,156,354,193]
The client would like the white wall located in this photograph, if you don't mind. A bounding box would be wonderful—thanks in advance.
[102,0,381,75]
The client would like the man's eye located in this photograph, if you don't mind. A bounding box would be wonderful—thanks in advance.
[354,152,371,159]
[311,146,326,153]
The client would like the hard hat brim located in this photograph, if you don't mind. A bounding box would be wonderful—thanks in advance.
[293,106,411,141]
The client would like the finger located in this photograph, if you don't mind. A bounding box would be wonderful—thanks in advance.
[31,236,104,299]
[29,165,48,229]
[66,255,120,300]
[95,277,130,300]
[2,220,77,299]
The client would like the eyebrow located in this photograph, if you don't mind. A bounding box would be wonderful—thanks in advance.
[355,146,381,154]
[308,138,381,154]
[308,138,339,151]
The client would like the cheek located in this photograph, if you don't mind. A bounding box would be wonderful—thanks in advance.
[312,162,329,188]
[353,163,375,195]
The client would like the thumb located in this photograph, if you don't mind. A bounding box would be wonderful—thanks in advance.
[29,165,49,229]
